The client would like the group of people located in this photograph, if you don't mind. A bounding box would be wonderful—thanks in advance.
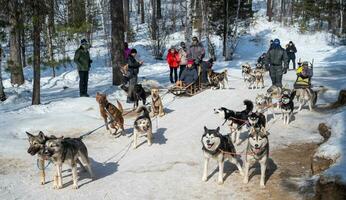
[260,38,309,89]
[166,37,214,88]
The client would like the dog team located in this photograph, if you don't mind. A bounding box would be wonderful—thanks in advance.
[26,44,317,190]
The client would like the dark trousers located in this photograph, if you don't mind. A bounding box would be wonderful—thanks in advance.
[288,57,296,69]
[128,75,138,101]
[78,71,89,96]
[269,65,283,88]
[179,65,186,79]
[170,67,178,83]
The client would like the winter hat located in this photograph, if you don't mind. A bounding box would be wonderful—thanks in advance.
[187,59,194,65]
[180,42,185,47]
[192,36,198,42]
[208,58,214,64]
[81,39,88,45]
[273,38,280,45]
[130,48,137,54]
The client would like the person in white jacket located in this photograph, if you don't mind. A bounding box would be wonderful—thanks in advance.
[178,42,188,79]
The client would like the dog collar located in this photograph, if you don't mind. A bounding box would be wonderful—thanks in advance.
[248,143,268,159]
[202,146,220,156]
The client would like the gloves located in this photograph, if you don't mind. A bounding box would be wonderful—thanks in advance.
[283,68,288,74]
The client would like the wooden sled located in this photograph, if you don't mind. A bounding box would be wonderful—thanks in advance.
[169,65,205,96]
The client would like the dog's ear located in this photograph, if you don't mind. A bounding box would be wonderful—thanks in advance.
[38,131,45,139]
[216,127,220,133]
[204,126,208,133]
[96,92,100,95]
[26,132,33,138]
[260,127,267,136]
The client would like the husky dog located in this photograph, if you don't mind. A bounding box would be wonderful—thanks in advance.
[280,91,296,125]
[26,131,57,185]
[214,100,253,145]
[244,72,256,89]
[248,112,266,129]
[241,63,252,81]
[133,84,147,109]
[243,127,269,188]
[150,88,165,117]
[43,137,94,189]
[201,127,243,184]
[133,106,153,149]
[266,86,282,109]
[294,88,317,111]
[96,92,124,135]
[254,68,265,89]
[207,69,229,89]
[255,93,276,122]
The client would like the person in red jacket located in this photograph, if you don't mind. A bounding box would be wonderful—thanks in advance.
[166,47,180,83]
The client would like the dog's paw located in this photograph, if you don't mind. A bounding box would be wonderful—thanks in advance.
[260,183,266,189]
[72,184,79,189]
[217,179,224,185]
[40,179,45,185]
[243,178,249,184]
[238,170,244,176]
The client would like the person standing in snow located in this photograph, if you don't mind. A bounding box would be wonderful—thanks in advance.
[178,42,188,79]
[127,48,143,102]
[187,36,205,67]
[166,47,180,83]
[0,46,6,101]
[74,39,92,97]
[265,38,288,88]
[124,42,131,61]
[200,58,214,85]
[286,41,297,70]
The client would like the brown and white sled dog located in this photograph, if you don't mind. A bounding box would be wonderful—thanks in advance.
[254,68,265,89]
[133,106,153,149]
[243,127,269,188]
[26,131,57,185]
[43,137,94,189]
[150,88,165,117]
[201,127,243,184]
[96,92,124,135]
[255,93,276,122]
[294,88,317,111]
[207,69,229,89]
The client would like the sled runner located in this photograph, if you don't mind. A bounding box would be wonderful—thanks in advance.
[169,65,204,96]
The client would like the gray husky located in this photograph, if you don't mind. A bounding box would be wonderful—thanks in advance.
[243,127,269,188]
[133,106,153,149]
[294,88,317,111]
[201,127,243,184]
[44,137,94,189]
[26,131,57,185]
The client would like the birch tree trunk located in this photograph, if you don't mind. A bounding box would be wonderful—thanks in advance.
[110,0,125,85]
[185,0,193,46]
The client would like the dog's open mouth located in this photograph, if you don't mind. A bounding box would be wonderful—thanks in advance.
[207,143,214,149]
[254,147,262,154]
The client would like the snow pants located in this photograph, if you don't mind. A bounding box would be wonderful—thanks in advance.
[269,65,283,88]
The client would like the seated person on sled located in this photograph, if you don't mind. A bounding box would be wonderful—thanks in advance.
[176,59,198,87]
[294,61,313,89]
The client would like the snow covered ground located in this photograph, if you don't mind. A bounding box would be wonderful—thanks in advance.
[1,2,346,199]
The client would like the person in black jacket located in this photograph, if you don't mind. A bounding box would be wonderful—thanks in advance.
[127,49,143,102]
[265,38,289,88]
[286,41,297,70]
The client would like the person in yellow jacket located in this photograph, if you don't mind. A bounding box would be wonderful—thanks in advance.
[294,61,312,89]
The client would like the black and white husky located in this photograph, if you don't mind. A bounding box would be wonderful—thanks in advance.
[280,91,296,125]
[248,112,266,129]
[201,127,243,184]
[243,127,269,188]
[133,106,153,149]
[214,100,253,145]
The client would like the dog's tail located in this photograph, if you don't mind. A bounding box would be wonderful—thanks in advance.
[313,90,318,106]
[290,90,296,101]
[243,100,254,114]
[136,106,150,117]
[116,100,123,114]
